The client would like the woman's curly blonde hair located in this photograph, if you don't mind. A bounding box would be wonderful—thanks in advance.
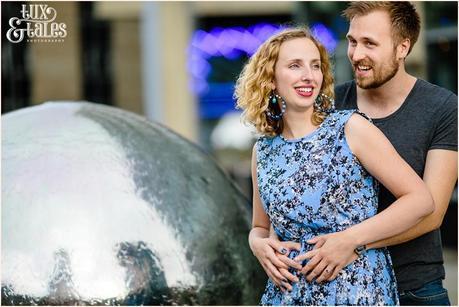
[234,27,335,137]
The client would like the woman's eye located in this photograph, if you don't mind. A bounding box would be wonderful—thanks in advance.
[289,64,300,69]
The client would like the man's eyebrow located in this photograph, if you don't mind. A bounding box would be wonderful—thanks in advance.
[346,34,377,42]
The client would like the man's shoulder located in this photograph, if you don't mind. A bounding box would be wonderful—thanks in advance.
[408,79,457,121]
[334,80,356,110]
[414,79,457,104]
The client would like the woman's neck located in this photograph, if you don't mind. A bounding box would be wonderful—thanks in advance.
[281,108,317,140]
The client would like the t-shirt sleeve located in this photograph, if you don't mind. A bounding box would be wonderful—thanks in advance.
[430,93,458,151]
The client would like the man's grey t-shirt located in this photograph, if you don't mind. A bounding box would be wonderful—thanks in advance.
[335,79,458,292]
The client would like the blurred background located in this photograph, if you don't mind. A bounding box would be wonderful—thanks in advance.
[2,1,457,303]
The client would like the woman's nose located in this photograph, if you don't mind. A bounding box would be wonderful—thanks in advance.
[301,69,313,81]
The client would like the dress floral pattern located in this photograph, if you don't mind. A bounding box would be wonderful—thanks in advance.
[256,110,398,306]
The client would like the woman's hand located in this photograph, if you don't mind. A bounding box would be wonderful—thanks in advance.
[251,236,302,291]
[294,231,358,283]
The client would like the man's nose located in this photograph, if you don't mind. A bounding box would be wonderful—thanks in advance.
[350,44,366,62]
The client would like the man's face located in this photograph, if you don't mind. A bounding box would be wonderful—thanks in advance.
[346,10,400,89]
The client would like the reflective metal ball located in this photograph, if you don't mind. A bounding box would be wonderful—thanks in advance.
[2,102,265,305]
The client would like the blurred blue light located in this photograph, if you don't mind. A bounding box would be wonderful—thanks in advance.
[187,23,284,95]
[311,23,338,52]
[188,22,339,118]
[199,82,237,119]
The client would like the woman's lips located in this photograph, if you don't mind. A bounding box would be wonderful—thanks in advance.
[295,87,314,97]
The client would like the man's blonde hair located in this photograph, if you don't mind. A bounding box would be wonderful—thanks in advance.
[343,1,420,54]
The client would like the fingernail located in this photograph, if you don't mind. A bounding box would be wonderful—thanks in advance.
[280,248,287,254]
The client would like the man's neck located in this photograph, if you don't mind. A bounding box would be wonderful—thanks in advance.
[356,70,417,119]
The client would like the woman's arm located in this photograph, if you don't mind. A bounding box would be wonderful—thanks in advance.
[296,114,434,282]
[342,113,434,244]
[248,145,301,291]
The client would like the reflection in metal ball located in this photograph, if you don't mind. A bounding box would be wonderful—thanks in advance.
[2,102,265,305]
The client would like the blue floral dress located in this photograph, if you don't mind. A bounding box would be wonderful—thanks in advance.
[256,110,398,305]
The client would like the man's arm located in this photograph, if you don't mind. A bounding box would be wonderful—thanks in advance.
[294,114,435,282]
[367,149,457,249]
[307,150,457,283]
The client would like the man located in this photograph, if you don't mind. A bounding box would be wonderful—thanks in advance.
[318,2,457,305]
[250,2,457,305]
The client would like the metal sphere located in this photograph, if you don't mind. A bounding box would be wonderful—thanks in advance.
[2,102,265,305]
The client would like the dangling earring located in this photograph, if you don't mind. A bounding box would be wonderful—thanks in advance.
[266,92,286,120]
[314,93,335,113]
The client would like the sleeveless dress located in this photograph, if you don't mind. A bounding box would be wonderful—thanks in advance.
[256,110,399,306]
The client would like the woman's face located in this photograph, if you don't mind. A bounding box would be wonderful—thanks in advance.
[273,38,323,112]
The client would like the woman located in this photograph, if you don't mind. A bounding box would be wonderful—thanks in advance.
[234,27,434,305]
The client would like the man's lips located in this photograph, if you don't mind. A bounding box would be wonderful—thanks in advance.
[354,64,372,77]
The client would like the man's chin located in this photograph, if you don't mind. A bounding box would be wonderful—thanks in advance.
[355,77,373,89]
[355,75,383,89]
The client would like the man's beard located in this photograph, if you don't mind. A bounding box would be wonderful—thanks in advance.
[354,56,399,89]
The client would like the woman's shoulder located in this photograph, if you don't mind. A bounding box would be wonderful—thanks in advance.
[328,109,372,127]
[254,135,279,156]
[330,109,365,119]
[256,135,278,145]
[325,109,359,128]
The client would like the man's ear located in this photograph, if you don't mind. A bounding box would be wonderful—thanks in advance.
[397,38,411,60]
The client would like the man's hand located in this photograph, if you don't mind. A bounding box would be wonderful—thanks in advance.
[294,231,358,283]
[251,236,301,291]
